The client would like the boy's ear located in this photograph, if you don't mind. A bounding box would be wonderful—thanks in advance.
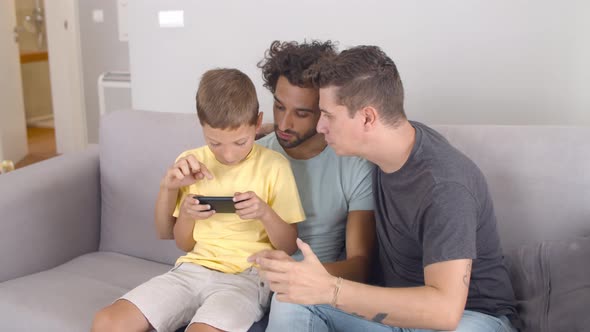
[256,112,263,130]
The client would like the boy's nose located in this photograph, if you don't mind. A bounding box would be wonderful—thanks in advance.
[221,151,236,164]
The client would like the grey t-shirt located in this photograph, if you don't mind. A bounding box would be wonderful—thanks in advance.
[258,134,374,262]
[374,121,517,319]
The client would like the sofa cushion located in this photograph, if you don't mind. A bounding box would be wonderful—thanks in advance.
[99,110,206,264]
[506,241,548,331]
[0,251,170,332]
[432,125,590,252]
[507,236,590,332]
[545,236,590,331]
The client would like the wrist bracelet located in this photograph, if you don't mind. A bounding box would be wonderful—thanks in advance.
[331,277,343,307]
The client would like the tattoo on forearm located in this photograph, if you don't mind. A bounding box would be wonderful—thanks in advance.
[463,262,472,287]
[350,312,388,323]
[372,313,388,323]
[351,312,365,319]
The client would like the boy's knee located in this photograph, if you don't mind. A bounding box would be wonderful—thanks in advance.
[92,299,150,332]
[92,306,124,332]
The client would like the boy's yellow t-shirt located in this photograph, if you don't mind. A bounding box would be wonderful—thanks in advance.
[173,143,305,273]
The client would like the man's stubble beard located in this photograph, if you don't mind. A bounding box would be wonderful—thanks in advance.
[274,125,318,149]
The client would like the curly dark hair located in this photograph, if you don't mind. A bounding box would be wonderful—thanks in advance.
[306,45,406,126]
[258,40,337,93]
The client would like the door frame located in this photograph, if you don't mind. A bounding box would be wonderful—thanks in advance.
[0,0,28,162]
[44,0,87,154]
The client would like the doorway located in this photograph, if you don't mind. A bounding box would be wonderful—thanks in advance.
[14,0,57,168]
[1,0,87,170]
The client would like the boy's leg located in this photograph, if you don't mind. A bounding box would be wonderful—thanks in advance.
[187,268,268,332]
[186,322,223,332]
[92,299,150,332]
[93,264,203,332]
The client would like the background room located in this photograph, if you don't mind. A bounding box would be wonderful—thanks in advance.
[1,0,589,169]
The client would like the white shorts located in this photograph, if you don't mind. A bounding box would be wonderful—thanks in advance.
[120,263,271,332]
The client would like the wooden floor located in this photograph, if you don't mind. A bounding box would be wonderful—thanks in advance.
[15,127,58,169]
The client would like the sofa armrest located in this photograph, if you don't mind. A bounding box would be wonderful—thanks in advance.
[0,145,101,282]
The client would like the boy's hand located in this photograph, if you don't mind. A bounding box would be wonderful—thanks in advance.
[234,191,271,220]
[162,155,213,190]
[178,195,215,221]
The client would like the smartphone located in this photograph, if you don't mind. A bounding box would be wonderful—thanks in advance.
[193,195,236,214]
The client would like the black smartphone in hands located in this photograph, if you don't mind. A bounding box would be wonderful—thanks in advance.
[193,195,236,213]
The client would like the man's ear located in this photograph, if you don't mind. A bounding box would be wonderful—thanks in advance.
[361,106,378,130]
[256,112,264,130]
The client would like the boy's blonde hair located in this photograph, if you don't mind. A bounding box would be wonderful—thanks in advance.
[196,68,259,129]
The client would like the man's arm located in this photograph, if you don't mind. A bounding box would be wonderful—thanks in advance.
[324,210,375,282]
[330,183,476,329]
[255,240,471,331]
[255,123,275,140]
[334,259,471,330]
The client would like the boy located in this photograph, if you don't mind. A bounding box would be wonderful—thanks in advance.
[92,68,305,332]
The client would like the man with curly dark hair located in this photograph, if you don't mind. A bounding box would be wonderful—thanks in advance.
[253,40,376,330]
[257,40,338,148]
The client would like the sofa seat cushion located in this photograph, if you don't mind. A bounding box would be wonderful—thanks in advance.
[544,236,590,331]
[507,236,590,332]
[0,251,171,332]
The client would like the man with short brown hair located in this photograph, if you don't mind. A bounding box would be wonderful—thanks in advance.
[253,46,519,332]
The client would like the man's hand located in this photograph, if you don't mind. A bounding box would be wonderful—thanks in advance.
[233,191,272,220]
[161,155,213,190]
[256,123,275,140]
[250,238,337,305]
[178,195,215,221]
[248,248,295,265]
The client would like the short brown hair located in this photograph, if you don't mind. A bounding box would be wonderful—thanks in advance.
[196,68,259,129]
[258,40,337,93]
[306,45,405,126]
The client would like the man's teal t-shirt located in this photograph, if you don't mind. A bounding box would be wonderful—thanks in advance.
[257,134,374,262]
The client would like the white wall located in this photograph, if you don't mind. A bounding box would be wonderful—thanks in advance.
[128,0,590,125]
[79,0,130,144]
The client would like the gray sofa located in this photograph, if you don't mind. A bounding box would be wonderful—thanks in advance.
[0,110,588,332]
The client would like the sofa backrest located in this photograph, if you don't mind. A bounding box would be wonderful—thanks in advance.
[432,125,590,251]
[99,110,205,264]
[99,110,590,263]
